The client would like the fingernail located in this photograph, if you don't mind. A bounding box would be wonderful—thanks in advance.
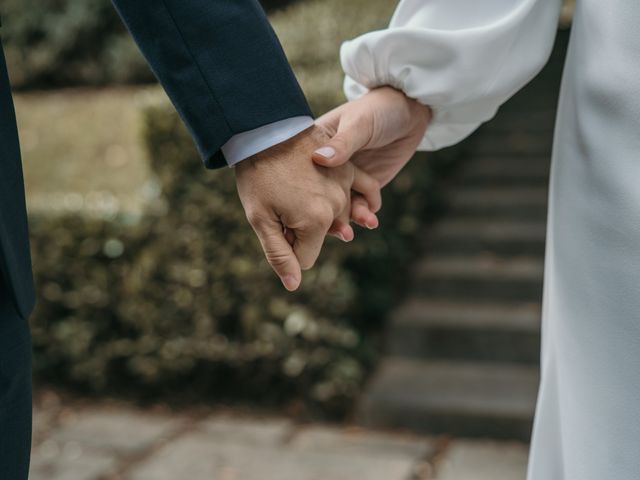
[282,274,299,291]
[314,146,336,159]
[337,232,351,242]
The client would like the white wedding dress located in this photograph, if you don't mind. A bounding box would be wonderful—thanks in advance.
[341,1,640,478]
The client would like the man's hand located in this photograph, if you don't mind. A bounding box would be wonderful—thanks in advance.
[312,87,431,228]
[236,126,380,291]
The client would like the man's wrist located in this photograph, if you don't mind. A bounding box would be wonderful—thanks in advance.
[222,116,314,167]
[236,124,329,175]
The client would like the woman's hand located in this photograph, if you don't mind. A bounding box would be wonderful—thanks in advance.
[236,126,381,290]
[313,87,431,228]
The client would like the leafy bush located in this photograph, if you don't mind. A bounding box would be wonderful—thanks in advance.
[1,0,302,88]
[30,102,458,416]
[270,0,397,114]
[2,0,148,88]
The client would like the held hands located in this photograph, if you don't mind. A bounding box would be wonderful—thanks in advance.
[235,125,381,291]
[313,87,431,230]
[236,87,430,291]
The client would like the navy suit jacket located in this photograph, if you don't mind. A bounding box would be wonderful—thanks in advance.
[0,1,312,319]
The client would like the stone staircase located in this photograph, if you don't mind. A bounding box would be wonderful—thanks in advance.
[356,31,569,441]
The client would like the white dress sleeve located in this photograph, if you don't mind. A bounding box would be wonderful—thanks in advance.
[341,0,563,151]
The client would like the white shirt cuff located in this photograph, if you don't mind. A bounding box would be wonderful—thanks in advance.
[221,116,315,167]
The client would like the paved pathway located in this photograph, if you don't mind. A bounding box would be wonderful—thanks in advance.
[30,392,529,480]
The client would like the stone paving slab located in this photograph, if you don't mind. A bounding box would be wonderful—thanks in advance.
[29,401,530,480]
[50,408,185,455]
[32,402,58,444]
[434,440,529,480]
[289,425,434,461]
[30,439,119,480]
[200,416,293,446]
[128,429,420,480]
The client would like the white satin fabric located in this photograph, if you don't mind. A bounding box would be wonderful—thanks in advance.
[341,0,562,151]
[342,1,640,479]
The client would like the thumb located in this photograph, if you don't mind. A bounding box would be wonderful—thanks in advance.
[312,116,371,167]
[249,214,302,291]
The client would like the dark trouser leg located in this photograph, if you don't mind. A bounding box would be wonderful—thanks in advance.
[0,285,32,480]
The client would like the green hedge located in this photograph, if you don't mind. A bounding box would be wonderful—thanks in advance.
[2,0,150,88]
[1,0,302,88]
[29,104,457,416]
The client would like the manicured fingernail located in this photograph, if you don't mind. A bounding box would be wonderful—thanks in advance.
[314,146,336,159]
[365,219,379,229]
[282,274,299,291]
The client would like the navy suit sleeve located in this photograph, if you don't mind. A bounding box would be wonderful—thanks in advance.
[111,0,313,168]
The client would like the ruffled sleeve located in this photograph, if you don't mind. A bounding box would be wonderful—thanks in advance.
[341,0,562,151]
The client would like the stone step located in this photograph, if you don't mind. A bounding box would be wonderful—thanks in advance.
[449,187,548,220]
[413,256,544,302]
[426,219,547,256]
[456,156,550,186]
[471,132,553,156]
[357,358,539,441]
[387,300,541,364]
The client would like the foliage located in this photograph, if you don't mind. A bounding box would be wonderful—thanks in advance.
[29,102,458,416]
[1,0,146,87]
[271,0,397,114]
[1,0,302,88]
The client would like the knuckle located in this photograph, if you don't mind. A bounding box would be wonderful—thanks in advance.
[362,175,380,194]
[329,187,348,212]
[349,113,371,136]
[353,196,368,209]
[265,249,290,269]
[332,134,350,154]
[353,200,370,219]
[245,208,263,228]
[306,201,331,224]
[318,207,336,230]
[338,161,356,182]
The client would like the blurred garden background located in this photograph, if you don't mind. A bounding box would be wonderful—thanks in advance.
[2,0,574,478]
[8,0,408,414]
